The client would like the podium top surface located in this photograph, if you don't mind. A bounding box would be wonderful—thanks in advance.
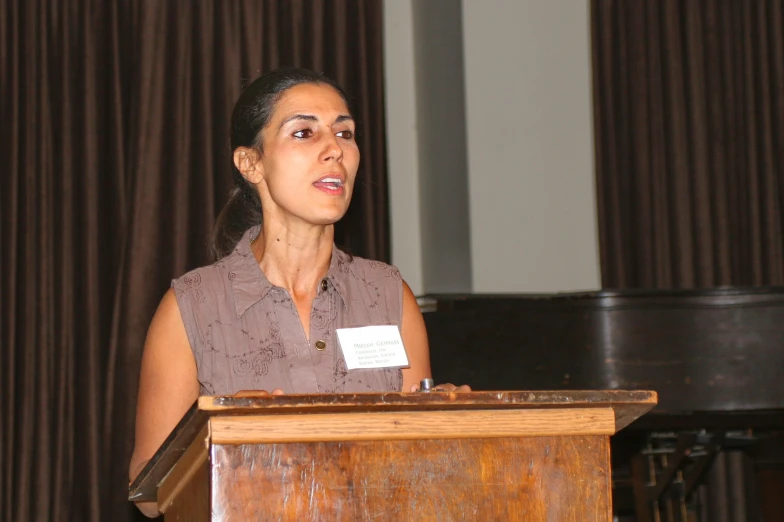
[198,389,655,426]
[129,390,656,501]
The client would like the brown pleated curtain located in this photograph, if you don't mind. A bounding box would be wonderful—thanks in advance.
[592,0,784,290]
[592,1,784,521]
[0,1,388,521]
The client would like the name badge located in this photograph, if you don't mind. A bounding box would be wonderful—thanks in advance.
[336,325,410,370]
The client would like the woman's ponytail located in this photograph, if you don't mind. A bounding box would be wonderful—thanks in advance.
[210,169,262,259]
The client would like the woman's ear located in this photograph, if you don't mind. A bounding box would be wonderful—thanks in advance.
[233,147,264,184]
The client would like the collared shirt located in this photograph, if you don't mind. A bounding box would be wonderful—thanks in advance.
[172,226,404,395]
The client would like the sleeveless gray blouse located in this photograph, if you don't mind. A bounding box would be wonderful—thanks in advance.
[172,226,404,396]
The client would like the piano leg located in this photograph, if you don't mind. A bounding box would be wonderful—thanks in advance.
[751,432,784,522]
[631,452,653,522]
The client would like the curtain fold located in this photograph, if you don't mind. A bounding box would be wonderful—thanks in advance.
[0,1,388,520]
[592,0,784,289]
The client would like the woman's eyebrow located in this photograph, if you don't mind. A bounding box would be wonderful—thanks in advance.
[277,113,354,130]
[278,114,318,130]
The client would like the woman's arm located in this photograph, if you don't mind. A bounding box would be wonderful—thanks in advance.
[399,281,471,393]
[129,288,200,518]
[400,281,433,391]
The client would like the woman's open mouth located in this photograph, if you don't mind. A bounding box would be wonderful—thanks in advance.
[313,176,345,195]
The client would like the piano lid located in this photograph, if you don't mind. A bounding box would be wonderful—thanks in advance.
[422,286,784,415]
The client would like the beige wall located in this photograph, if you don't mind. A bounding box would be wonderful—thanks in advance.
[384,0,425,293]
[384,0,600,294]
[462,0,600,292]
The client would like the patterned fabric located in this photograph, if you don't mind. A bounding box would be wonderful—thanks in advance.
[172,226,404,395]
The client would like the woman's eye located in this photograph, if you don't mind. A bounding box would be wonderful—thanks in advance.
[336,130,354,139]
[293,129,313,139]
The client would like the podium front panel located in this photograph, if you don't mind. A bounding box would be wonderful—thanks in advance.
[210,436,612,521]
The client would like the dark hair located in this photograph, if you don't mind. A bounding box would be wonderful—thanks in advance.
[211,68,351,259]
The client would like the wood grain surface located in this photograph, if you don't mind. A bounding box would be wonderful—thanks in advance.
[158,424,209,513]
[162,455,209,522]
[210,436,612,521]
[209,408,616,444]
[130,390,655,503]
[198,390,656,435]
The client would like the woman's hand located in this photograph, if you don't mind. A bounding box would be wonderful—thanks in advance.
[234,388,285,397]
[409,382,472,393]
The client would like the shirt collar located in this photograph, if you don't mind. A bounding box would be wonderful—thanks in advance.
[228,225,350,318]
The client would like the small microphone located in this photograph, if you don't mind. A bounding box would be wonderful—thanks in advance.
[419,378,434,392]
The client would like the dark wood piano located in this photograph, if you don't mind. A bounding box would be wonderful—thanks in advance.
[422,287,784,522]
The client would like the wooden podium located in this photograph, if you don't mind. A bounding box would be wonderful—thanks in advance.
[129,390,656,521]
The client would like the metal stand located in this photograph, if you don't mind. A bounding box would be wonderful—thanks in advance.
[630,431,755,522]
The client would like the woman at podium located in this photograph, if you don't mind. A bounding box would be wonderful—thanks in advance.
[129,68,468,516]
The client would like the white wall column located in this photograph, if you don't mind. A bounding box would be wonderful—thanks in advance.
[461,0,600,292]
[383,0,425,294]
[384,0,602,295]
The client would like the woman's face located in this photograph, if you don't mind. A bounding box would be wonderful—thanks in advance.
[253,83,359,226]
